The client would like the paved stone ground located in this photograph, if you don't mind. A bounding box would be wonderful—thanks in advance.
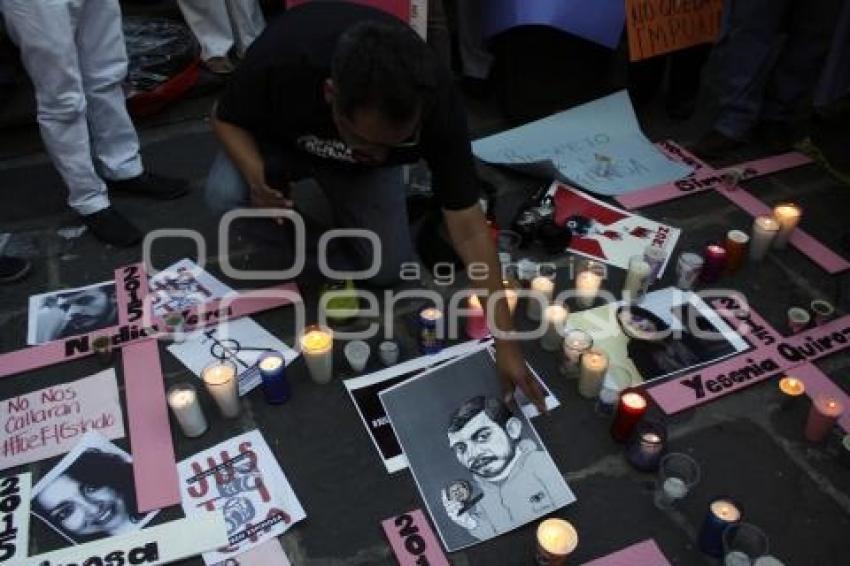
[2,33,850,566]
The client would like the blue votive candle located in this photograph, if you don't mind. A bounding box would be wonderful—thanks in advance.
[698,497,741,557]
[257,352,290,404]
[418,307,444,354]
[625,421,667,472]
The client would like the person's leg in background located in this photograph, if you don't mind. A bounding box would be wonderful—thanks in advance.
[177,0,237,74]
[1,0,140,246]
[666,44,712,120]
[314,166,414,288]
[225,0,266,58]
[455,0,493,83]
[756,0,841,152]
[693,0,792,157]
[426,0,452,70]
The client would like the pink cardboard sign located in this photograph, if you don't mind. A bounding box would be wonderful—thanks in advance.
[582,539,671,566]
[0,370,125,471]
[115,263,181,513]
[0,282,301,379]
[381,509,449,566]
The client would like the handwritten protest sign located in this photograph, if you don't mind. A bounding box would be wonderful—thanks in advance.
[0,370,124,471]
[626,0,724,61]
[0,473,30,564]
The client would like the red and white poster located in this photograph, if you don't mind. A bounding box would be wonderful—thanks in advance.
[177,430,305,565]
[551,182,680,273]
[0,370,124,471]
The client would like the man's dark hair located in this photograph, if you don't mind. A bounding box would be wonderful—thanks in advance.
[331,19,437,124]
[448,396,513,434]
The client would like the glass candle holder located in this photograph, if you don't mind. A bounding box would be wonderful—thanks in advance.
[698,497,742,557]
[528,274,556,321]
[787,307,811,334]
[622,255,651,303]
[596,365,633,417]
[643,245,667,284]
[560,329,593,377]
[750,216,779,261]
[535,518,578,565]
[653,452,700,509]
[578,348,608,399]
[202,360,240,418]
[344,340,371,373]
[723,523,769,566]
[675,252,704,290]
[810,299,834,325]
[378,341,400,366]
[166,383,208,437]
[625,420,667,472]
[777,376,805,411]
[575,261,604,309]
[257,351,290,405]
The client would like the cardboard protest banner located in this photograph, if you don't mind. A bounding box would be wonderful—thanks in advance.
[382,509,449,566]
[20,512,228,566]
[177,430,305,565]
[168,317,299,396]
[0,370,124,471]
[472,91,692,195]
[0,473,30,564]
[584,538,671,565]
[626,0,724,61]
[380,351,575,552]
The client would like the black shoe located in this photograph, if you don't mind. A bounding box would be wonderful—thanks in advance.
[690,130,746,159]
[754,120,797,154]
[82,207,143,247]
[108,172,190,200]
[0,256,31,283]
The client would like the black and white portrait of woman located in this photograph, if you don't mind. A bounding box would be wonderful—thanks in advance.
[31,432,157,544]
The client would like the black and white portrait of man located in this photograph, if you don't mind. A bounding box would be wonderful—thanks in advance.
[28,282,118,345]
[380,350,575,551]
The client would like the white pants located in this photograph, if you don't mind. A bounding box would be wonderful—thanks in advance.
[1,0,143,216]
[177,0,266,61]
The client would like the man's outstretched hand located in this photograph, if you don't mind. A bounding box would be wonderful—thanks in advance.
[494,339,546,414]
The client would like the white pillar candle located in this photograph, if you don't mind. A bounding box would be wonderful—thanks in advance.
[541,305,569,351]
[772,203,802,249]
[622,256,651,302]
[344,340,370,373]
[201,361,240,418]
[578,349,608,399]
[527,276,555,321]
[535,519,578,565]
[561,329,593,374]
[749,216,780,261]
[301,325,334,384]
[576,266,602,308]
[167,384,207,437]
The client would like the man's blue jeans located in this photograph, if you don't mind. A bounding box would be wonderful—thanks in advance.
[714,0,839,139]
[205,151,415,287]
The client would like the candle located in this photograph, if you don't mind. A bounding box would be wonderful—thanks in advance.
[675,252,704,290]
[722,523,770,566]
[610,391,647,443]
[625,421,666,472]
[772,203,802,249]
[596,365,632,416]
[753,557,785,566]
[643,245,667,283]
[528,276,555,321]
[622,255,651,303]
[344,340,371,373]
[804,394,844,442]
[724,230,749,273]
[465,295,488,339]
[257,352,291,405]
[202,360,240,418]
[167,384,208,437]
[503,280,519,315]
[653,452,700,509]
[163,312,186,343]
[575,263,602,308]
[578,349,608,399]
[698,498,742,557]
[700,243,727,283]
[535,519,578,565]
[301,325,334,384]
[541,305,568,352]
[750,216,779,261]
[378,341,400,366]
[810,299,834,325]
[778,376,805,411]
[561,329,593,375]
[787,307,811,334]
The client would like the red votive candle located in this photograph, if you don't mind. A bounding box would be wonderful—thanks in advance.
[724,230,749,274]
[805,395,844,442]
[700,243,727,283]
[465,295,489,340]
[611,391,648,443]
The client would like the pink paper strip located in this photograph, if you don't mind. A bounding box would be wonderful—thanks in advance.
[582,539,671,566]
[708,297,782,352]
[0,283,301,379]
[115,264,181,512]
[789,363,850,432]
[381,509,449,566]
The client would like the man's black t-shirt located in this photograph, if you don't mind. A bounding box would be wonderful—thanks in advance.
[216,2,479,211]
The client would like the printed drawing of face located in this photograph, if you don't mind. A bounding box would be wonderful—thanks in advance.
[445,480,472,503]
[57,288,113,332]
[223,497,256,534]
[36,475,130,538]
[448,411,523,479]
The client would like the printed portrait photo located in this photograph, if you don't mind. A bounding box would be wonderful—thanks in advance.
[27,282,118,345]
[380,350,575,551]
[31,432,158,545]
